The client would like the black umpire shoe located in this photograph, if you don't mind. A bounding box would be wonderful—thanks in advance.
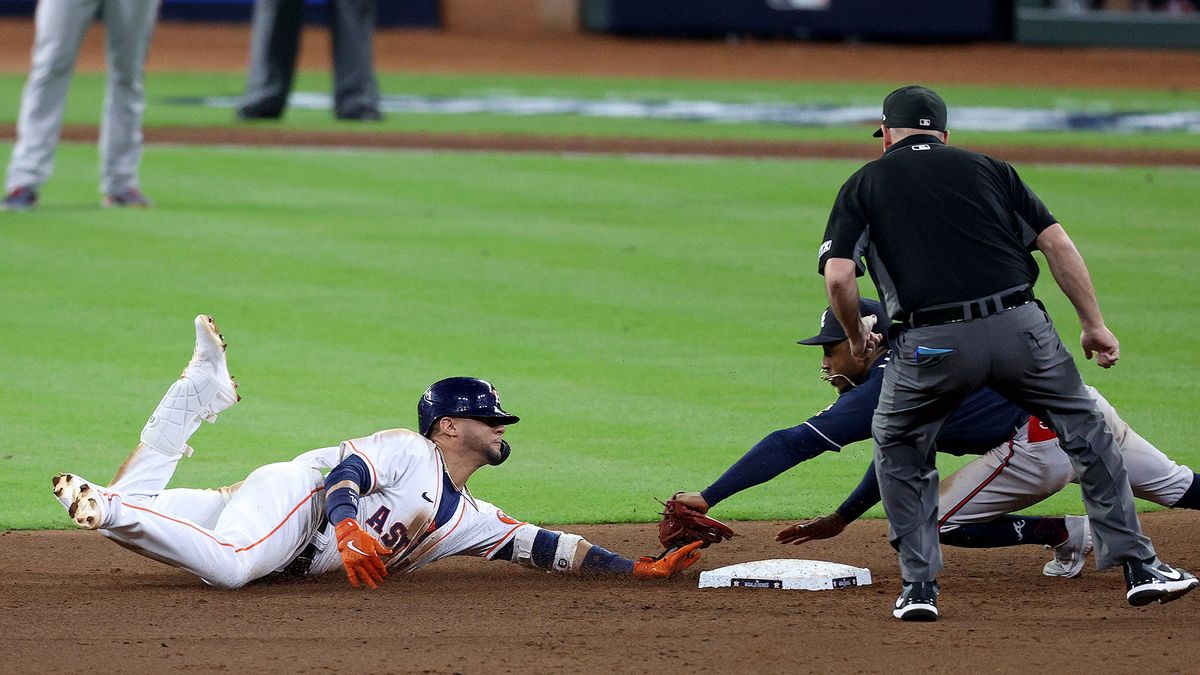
[236,102,283,120]
[1124,558,1199,606]
[335,107,383,122]
[892,580,939,621]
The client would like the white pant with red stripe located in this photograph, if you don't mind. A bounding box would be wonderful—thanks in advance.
[75,444,328,588]
[938,386,1194,531]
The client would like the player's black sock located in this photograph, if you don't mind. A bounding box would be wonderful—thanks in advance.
[939,515,1067,548]
[1171,473,1200,510]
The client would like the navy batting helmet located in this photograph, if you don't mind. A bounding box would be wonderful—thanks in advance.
[417,377,520,437]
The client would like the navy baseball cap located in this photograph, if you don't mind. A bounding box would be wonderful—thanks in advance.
[797,299,888,346]
[872,85,948,138]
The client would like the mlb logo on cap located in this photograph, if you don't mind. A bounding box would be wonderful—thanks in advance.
[872,85,947,138]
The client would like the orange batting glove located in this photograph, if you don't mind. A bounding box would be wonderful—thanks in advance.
[632,540,703,579]
[335,518,393,589]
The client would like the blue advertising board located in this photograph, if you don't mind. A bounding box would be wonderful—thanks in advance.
[583,0,1011,42]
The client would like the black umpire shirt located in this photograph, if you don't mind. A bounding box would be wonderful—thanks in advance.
[817,135,1058,321]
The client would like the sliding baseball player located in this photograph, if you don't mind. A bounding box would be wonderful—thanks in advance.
[52,316,700,588]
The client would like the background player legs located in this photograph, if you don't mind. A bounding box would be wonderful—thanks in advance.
[241,0,303,117]
[98,0,160,196]
[330,0,379,118]
[5,0,100,193]
[989,304,1155,569]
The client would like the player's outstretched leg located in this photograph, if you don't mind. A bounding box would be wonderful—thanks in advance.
[53,314,240,531]
[139,314,239,459]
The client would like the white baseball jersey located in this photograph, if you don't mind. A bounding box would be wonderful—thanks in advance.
[305,429,538,577]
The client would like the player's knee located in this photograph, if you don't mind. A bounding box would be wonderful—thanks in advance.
[201,560,257,589]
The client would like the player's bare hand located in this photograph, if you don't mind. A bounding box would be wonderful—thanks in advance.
[669,491,710,514]
[1081,325,1119,368]
[632,541,703,579]
[775,512,847,545]
[335,518,394,589]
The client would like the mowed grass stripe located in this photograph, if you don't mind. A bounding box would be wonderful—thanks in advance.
[1,143,1196,528]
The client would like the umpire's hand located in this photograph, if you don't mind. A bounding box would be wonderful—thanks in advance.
[1081,325,1119,368]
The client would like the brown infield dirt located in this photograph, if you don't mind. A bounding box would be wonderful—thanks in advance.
[3,18,1200,673]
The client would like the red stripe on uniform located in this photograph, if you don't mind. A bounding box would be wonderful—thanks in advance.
[483,523,527,558]
[938,441,1016,528]
[122,486,324,552]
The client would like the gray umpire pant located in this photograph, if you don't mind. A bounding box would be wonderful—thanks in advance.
[241,0,380,116]
[873,301,1155,582]
[5,0,160,195]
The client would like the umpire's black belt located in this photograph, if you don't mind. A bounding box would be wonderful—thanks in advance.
[906,286,1034,328]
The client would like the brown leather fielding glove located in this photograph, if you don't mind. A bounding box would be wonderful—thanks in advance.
[658,496,736,550]
[335,518,393,589]
[633,541,703,579]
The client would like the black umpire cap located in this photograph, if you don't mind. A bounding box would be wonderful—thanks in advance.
[873,85,948,138]
[797,298,888,346]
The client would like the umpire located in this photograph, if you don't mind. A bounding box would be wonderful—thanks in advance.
[818,85,1197,621]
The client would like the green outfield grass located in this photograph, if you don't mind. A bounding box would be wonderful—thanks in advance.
[2,142,1198,530]
[1,71,1199,150]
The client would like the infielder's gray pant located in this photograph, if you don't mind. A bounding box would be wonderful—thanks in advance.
[873,301,1155,582]
[242,0,379,116]
[5,0,160,194]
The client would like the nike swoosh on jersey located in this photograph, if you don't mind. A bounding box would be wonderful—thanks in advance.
[421,492,433,503]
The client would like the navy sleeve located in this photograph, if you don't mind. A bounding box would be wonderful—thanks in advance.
[700,358,886,507]
[580,545,635,575]
[324,454,372,524]
[835,463,881,523]
[701,426,834,507]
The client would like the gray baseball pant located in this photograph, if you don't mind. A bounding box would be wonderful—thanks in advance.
[5,0,160,195]
[873,301,1155,582]
[242,0,379,116]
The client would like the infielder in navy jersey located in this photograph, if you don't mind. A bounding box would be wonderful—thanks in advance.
[51,316,701,589]
[673,298,1200,578]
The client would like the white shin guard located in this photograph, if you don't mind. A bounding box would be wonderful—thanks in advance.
[139,376,224,456]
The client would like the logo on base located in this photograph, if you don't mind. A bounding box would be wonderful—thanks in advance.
[832,576,858,589]
[730,578,783,589]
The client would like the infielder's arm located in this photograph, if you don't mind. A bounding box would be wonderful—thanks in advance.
[698,426,843,509]
[775,464,879,545]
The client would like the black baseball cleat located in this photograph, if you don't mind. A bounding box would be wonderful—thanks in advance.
[892,580,939,621]
[1124,558,1199,606]
[236,102,283,120]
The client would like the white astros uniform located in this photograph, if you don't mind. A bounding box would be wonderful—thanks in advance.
[63,428,537,589]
